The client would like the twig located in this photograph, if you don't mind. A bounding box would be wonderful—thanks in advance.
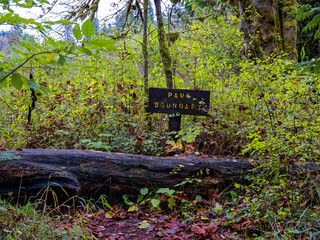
[0,51,56,85]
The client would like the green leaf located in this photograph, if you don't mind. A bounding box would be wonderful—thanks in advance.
[0,78,7,88]
[157,188,175,196]
[0,71,8,88]
[230,190,237,198]
[150,199,160,208]
[300,46,305,61]
[57,55,66,66]
[86,39,117,51]
[168,198,176,210]
[78,46,92,56]
[140,188,148,196]
[234,183,241,188]
[11,72,23,90]
[81,19,95,38]
[39,86,52,95]
[122,194,133,205]
[46,52,55,62]
[56,20,71,25]
[28,81,39,90]
[67,45,75,54]
[73,24,82,40]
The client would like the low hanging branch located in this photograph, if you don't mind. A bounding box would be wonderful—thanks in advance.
[0,149,254,200]
[0,51,56,85]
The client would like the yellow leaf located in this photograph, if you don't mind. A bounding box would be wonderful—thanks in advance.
[201,216,209,220]
[138,222,150,229]
[128,205,138,212]
[47,53,55,62]
[105,210,114,219]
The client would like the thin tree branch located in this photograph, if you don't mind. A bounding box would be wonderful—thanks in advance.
[0,51,57,85]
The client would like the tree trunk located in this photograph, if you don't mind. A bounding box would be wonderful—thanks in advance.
[154,0,173,88]
[280,0,298,60]
[142,0,152,131]
[154,0,180,137]
[232,0,298,60]
[0,149,254,201]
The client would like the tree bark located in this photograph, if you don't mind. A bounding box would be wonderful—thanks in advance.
[280,0,298,60]
[154,0,173,88]
[230,0,298,60]
[0,149,254,201]
[142,0,152,131]
[154,0,179,137]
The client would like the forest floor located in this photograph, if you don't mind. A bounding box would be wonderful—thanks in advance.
[51,199,256,240]
[81,209,247,240]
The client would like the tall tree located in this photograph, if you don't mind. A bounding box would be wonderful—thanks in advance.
[154,0,173,88]
[142,0,152,130]
[227,0,298,60]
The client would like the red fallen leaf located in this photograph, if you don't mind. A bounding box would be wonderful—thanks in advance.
[16,148,23,151]
[0,148,7,151]
[175,192,187,199]
[97,226,106,231]
[133,210,144,219]
[171,212,178,222]
[113,211,128,220]
[103,233,111,238]
[185,150,194,155]
[136,136,145,143]
[190,225,206,236]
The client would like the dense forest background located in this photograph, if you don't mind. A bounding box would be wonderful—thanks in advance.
[1,0,320,239]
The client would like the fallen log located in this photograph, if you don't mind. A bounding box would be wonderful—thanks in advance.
[0,149,254,200]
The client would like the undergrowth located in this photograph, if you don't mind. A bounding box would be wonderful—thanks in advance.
[1,11,320,240]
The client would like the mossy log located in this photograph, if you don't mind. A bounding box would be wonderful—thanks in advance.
[0,149,254,200]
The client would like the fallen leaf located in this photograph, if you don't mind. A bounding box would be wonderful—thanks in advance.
[138,221,150,229]
[166,229,177,235]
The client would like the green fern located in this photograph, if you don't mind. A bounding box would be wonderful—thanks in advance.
[0,152,21,161]
[297,4,320,74]
[297,5,320,40]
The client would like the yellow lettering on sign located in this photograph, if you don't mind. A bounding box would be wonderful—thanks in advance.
[166,103,171,108]
[154,102,159,108]
[180,93,185,99]
[179,103,184,109]
[168,92,172,98]
[174,93,178,98]
[160,102,165,108]
[185,104,189,110]
[172,103,177,108]
[191,104,195,110]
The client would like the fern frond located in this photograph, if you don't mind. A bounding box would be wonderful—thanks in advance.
[296,58,320,75]
[0,152,21,161]
[315,28,320,40]
[303,14,320,34]
[296,4,312,21]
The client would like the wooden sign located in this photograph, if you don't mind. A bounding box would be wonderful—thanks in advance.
[147,88,210,116]
[147,87,210,141]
